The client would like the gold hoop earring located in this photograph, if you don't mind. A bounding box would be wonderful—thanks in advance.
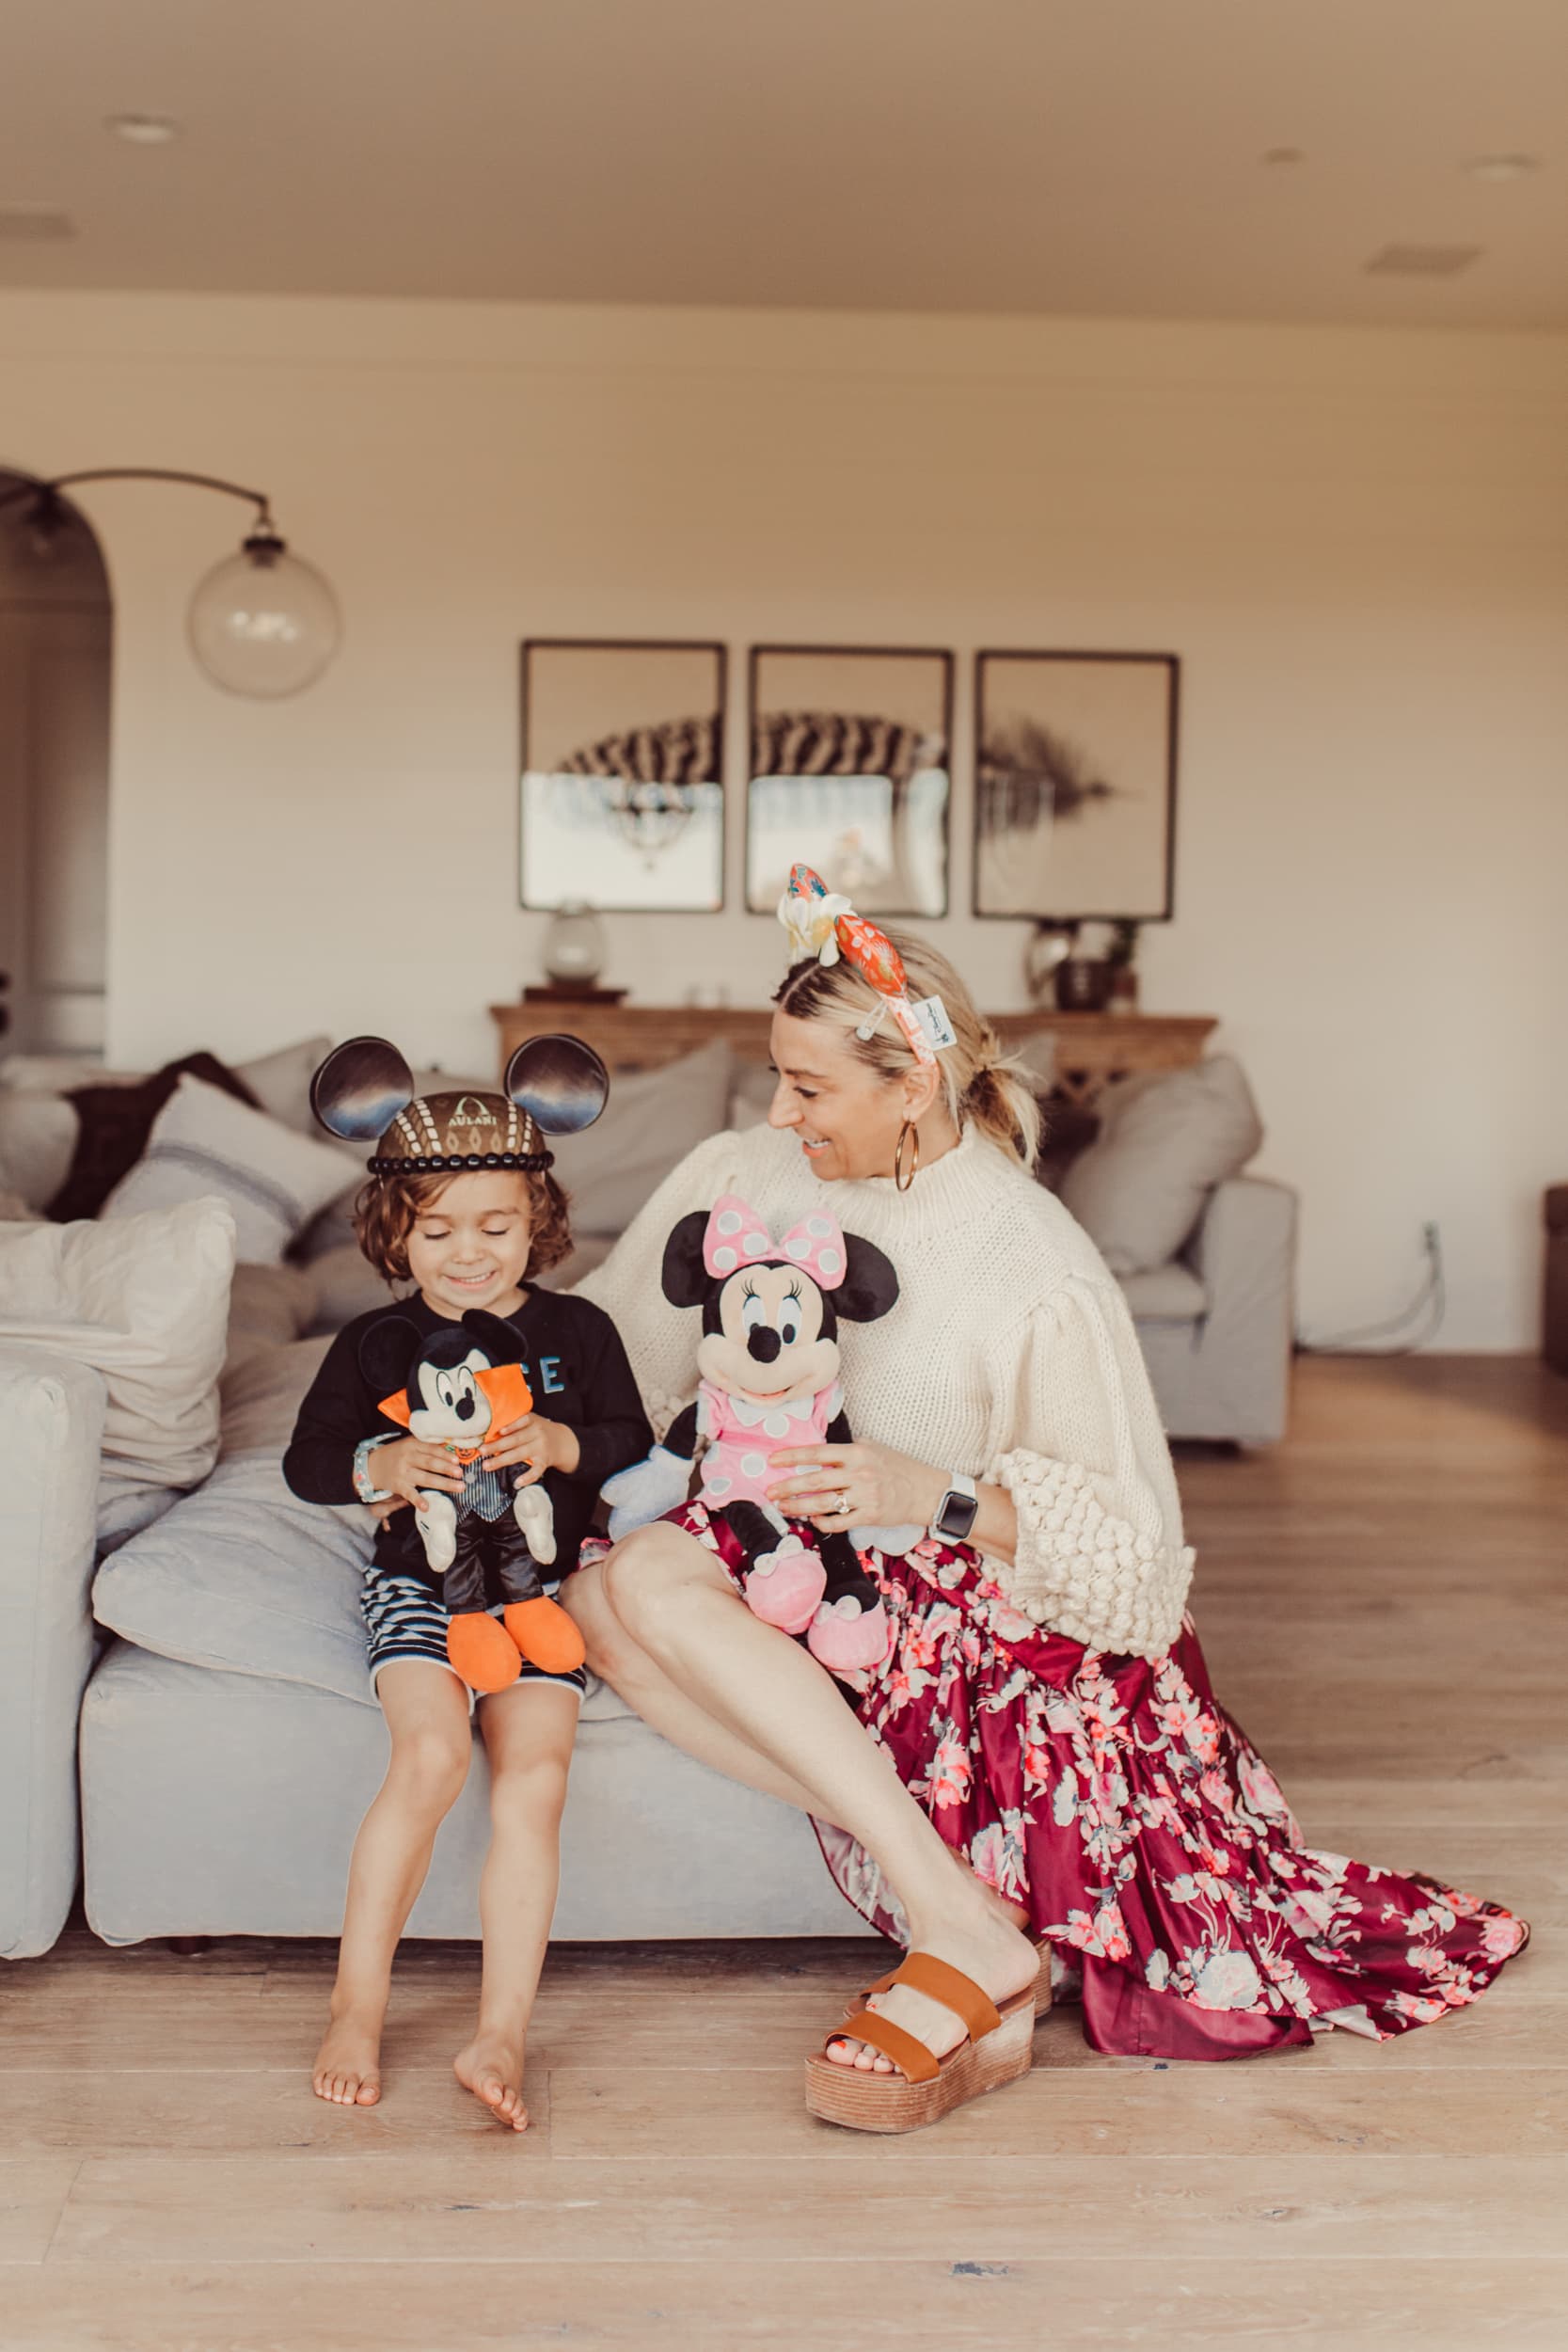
[895,1120,920,1192]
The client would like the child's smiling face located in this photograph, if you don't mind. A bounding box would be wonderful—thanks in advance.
[406,1171,534,1317]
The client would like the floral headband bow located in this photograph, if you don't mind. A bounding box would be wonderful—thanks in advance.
[777,863,953,1068]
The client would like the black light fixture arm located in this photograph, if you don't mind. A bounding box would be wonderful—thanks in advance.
[0,467,277,538]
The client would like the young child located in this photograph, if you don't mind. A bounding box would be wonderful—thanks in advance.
[284,1039,651,2129]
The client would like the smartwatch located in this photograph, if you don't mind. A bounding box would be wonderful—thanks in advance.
[930,1471,979,1545]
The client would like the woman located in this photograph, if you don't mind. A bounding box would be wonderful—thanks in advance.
[569,879,1527,2127]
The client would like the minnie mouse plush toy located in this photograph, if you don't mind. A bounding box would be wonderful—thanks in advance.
[602,1197,913,1675]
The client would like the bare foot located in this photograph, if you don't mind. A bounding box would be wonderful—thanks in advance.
[828,1900,1037,2075]
[454,2027,530,2131]
[312,2011,383,2107]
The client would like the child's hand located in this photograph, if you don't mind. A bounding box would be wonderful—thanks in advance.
[483,1412,580,1484]
[375,1437,467,1514]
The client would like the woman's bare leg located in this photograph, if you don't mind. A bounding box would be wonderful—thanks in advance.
[313,1661,472,2106]
[593,1525,1036,2070]
[565,1554,835,1814]
[567,1554,1028,1941]
[454,1680,579,2132]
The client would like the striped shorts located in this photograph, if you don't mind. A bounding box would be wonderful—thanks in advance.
[361,1568,587,1708]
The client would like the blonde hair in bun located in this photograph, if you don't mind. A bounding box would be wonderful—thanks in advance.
[774,927,1041,1170]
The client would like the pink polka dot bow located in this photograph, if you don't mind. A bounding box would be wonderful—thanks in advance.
[702,1195,848,1289]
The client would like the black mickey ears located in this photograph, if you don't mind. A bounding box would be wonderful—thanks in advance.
[504,1034,610,1136]
[310,1037,415,1143]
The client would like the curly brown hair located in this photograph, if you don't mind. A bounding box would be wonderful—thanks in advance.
[354,1167,575,1286]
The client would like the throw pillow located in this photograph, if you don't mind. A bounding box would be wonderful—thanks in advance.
[0,1055,146,1093]
[51,1051,260,1222]
[0,1197,236,1547]
[727,1057,779,1131]
[549,1040,736,1234]
[234,1036,334,1134]
[1059,1054,1264,1275]
[0,1090,80,1213]
[100,1075,359,1265]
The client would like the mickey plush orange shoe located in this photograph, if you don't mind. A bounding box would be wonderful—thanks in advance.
[447,1612,524,1693]
[502,1595,586,1676]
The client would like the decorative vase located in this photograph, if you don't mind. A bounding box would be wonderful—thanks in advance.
[1024,924,1077,1008]
[542,901,608,992]
[1053,957,1115,1013]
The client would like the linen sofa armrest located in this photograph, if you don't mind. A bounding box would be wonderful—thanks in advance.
[0,1343,106,1958]
[1182,1176,1299,1444]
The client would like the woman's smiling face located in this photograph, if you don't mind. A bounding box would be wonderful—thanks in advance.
[767,1009,918,1184]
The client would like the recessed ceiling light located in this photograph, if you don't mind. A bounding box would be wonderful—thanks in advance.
[106,114,182,146]
[1366,243,1481,278]
[1462,153,1541,183]
[0,202,76,240]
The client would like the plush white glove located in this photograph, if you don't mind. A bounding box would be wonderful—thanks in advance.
[854,1522,924,1557]
[601,1446,693,1542]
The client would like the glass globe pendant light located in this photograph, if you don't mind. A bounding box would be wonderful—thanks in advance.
[187,515,341,698]
[0,468,342,700]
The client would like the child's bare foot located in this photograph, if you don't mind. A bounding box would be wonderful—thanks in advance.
[454,2027,530,2131]
[312,2011,383,2107]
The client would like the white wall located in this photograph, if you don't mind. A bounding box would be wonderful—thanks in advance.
[1,291,1564,1348]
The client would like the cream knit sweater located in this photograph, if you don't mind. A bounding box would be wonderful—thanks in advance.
[577,1120,1195,1660]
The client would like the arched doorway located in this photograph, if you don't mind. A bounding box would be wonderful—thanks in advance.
[0,470,113,1059]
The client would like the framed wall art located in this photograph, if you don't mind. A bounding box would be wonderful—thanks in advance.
[519,638,727,913]
[745,644,952,917]
[973,650,1180,922]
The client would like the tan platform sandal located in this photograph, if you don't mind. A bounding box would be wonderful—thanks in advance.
[805,1951,1039,2135]
[847,1936,1053,2022]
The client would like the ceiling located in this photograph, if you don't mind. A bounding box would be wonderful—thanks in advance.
[2,0,1564,326]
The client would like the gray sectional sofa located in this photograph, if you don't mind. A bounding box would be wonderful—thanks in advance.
[0,1037,1295,1960]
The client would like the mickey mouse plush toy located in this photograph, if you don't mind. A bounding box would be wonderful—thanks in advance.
[356,1311,579,1692]
[603,1196,909,1675]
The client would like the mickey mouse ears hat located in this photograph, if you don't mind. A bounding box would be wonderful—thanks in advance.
[310,1033,610,1175]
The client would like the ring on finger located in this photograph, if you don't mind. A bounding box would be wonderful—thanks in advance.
[834,1489,849,1515]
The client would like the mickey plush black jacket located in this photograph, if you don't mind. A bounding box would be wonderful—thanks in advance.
[283,1289,652,1589]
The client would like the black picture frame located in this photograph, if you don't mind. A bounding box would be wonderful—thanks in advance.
[744,643,954,918]
[972,649,1180,923]
[519,637,728,914]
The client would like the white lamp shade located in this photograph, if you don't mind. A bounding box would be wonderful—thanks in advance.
[187,538,341,697]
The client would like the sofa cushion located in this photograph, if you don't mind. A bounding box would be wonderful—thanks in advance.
[727,1057,778,1130]
[93,1333,633,1720]
[0,1089,79,1213]
[52,1051,262,1223]
[234,1035,334,1134]
[101,1076,357,1265]
[304,1240,405,1333]
[550,1040,736,1235]
[1118,1262,1207,1322]
[92,1349,375,1707]
[1060,1055,1264,1276]
[0,1197,236,1548]
[226,1262,320,1375]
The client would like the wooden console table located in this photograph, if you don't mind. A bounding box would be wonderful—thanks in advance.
[491,1003,1215,1106]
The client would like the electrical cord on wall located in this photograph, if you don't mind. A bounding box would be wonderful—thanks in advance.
[1296,1222,1447,1357]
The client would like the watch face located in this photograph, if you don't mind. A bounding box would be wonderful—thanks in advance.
[936,1487,980,1544]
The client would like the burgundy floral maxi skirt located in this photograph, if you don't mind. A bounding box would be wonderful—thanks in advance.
[660,1502,1529,2061]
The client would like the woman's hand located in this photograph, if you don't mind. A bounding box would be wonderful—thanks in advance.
[767,1439,944,1536]
[372,1436,467,1516]
[482,1412,580,1485]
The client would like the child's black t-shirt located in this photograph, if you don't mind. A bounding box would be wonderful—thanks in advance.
[283,1288,651,1591]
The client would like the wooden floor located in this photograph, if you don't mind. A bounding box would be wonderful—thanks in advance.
[3,1356,1565,2351]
